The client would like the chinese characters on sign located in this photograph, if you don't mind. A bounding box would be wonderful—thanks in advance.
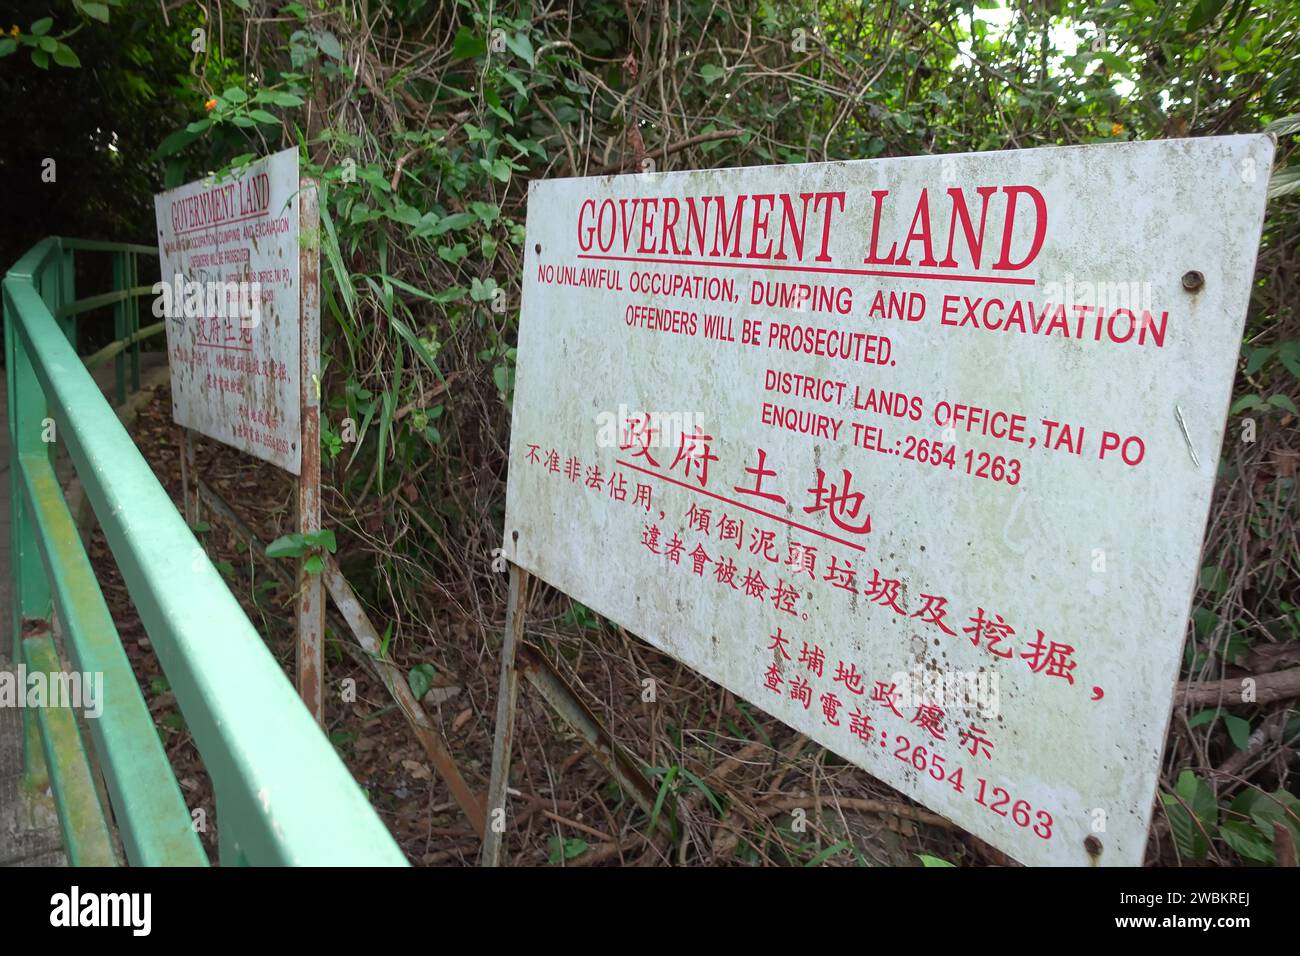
[154,147,303,473]
[504,136,1274,866]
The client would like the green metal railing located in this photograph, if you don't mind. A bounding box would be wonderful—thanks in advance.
[3,237,407,866]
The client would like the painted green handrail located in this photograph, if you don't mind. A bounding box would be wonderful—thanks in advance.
[3,237,407,866]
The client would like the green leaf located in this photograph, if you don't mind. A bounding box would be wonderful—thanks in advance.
[316,30,343,61]
[1094,51,1128,73]
[917,854,956,867]
[492,362,514,395]
[1243,345,1274,375]
[407,663,436,700]
[1277,342,1300,379]
[319,202,359,323]
[439,243,468,264]
[268,91,305,107]
[649,766,678,835]
[223,86,247,104]
[432,212,476,236]
[700,64,725,84]
[504,31,535,66]
[391,315,446,384]
[154,128,197,160]
[1265,114,1300,137]
[452,26,486,60]
[805,841,851,867]
[1161,791,1201,860]
[249,109,280,125]
[547,836,587,864]
[1163,770,1217,861]
[1268,394,1298,414]
[677,767,724,814]
[306,529,337,553]
[376,386,395,492]
[1192,607,1218,639]
[1185,0,1228,32]
[266,533,308,558]
[303,554,324,575]
[31,17,53,36]
[31,48,50,69]
[1268,166,1300,201]
[52,42,81,68]
[1247,789,1300,846]
[1223,715,1251,751]
[80,2,111,23]
[1229,393,1263,415]
[1218,820,1274,863]
[1199,565,1228,593]
[0,38,16,57]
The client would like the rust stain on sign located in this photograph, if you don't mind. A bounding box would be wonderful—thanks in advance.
[153,148,304,474]
[504,136,1274,866]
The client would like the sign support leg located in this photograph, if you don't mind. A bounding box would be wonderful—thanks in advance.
[481,562,527,866]
[178,427,198,525]
[295,177,323,725]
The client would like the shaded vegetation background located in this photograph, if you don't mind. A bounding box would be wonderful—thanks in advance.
[2,0,1298,865]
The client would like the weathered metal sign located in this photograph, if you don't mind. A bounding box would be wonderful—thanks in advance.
[154,147,303,474]
[504,135,1274,866]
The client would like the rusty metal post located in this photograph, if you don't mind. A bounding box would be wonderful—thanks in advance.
[481,563,527,866]
[296,178,324,725]
[178,428,198,525]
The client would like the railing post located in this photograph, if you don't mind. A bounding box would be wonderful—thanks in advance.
[128,251,140,393]
[58,246,75,346]
[112,251,126,405]
[4,259,55,782]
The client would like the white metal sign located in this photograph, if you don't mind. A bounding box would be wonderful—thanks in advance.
[154,147,303,474]
[504,135,1274,866]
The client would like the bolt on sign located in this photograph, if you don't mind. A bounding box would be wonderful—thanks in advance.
[154,147,304,475]
[504,135,1274,866]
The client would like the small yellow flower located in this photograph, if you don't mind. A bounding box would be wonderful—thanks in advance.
[1111,123,1124,136]
[9,25,19,37]
[204,98,217,112]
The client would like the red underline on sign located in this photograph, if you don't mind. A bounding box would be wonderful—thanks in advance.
[615,458,867,553]
[174,211,270,237]
[576,253,1036,287]
[195,343,254,352]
